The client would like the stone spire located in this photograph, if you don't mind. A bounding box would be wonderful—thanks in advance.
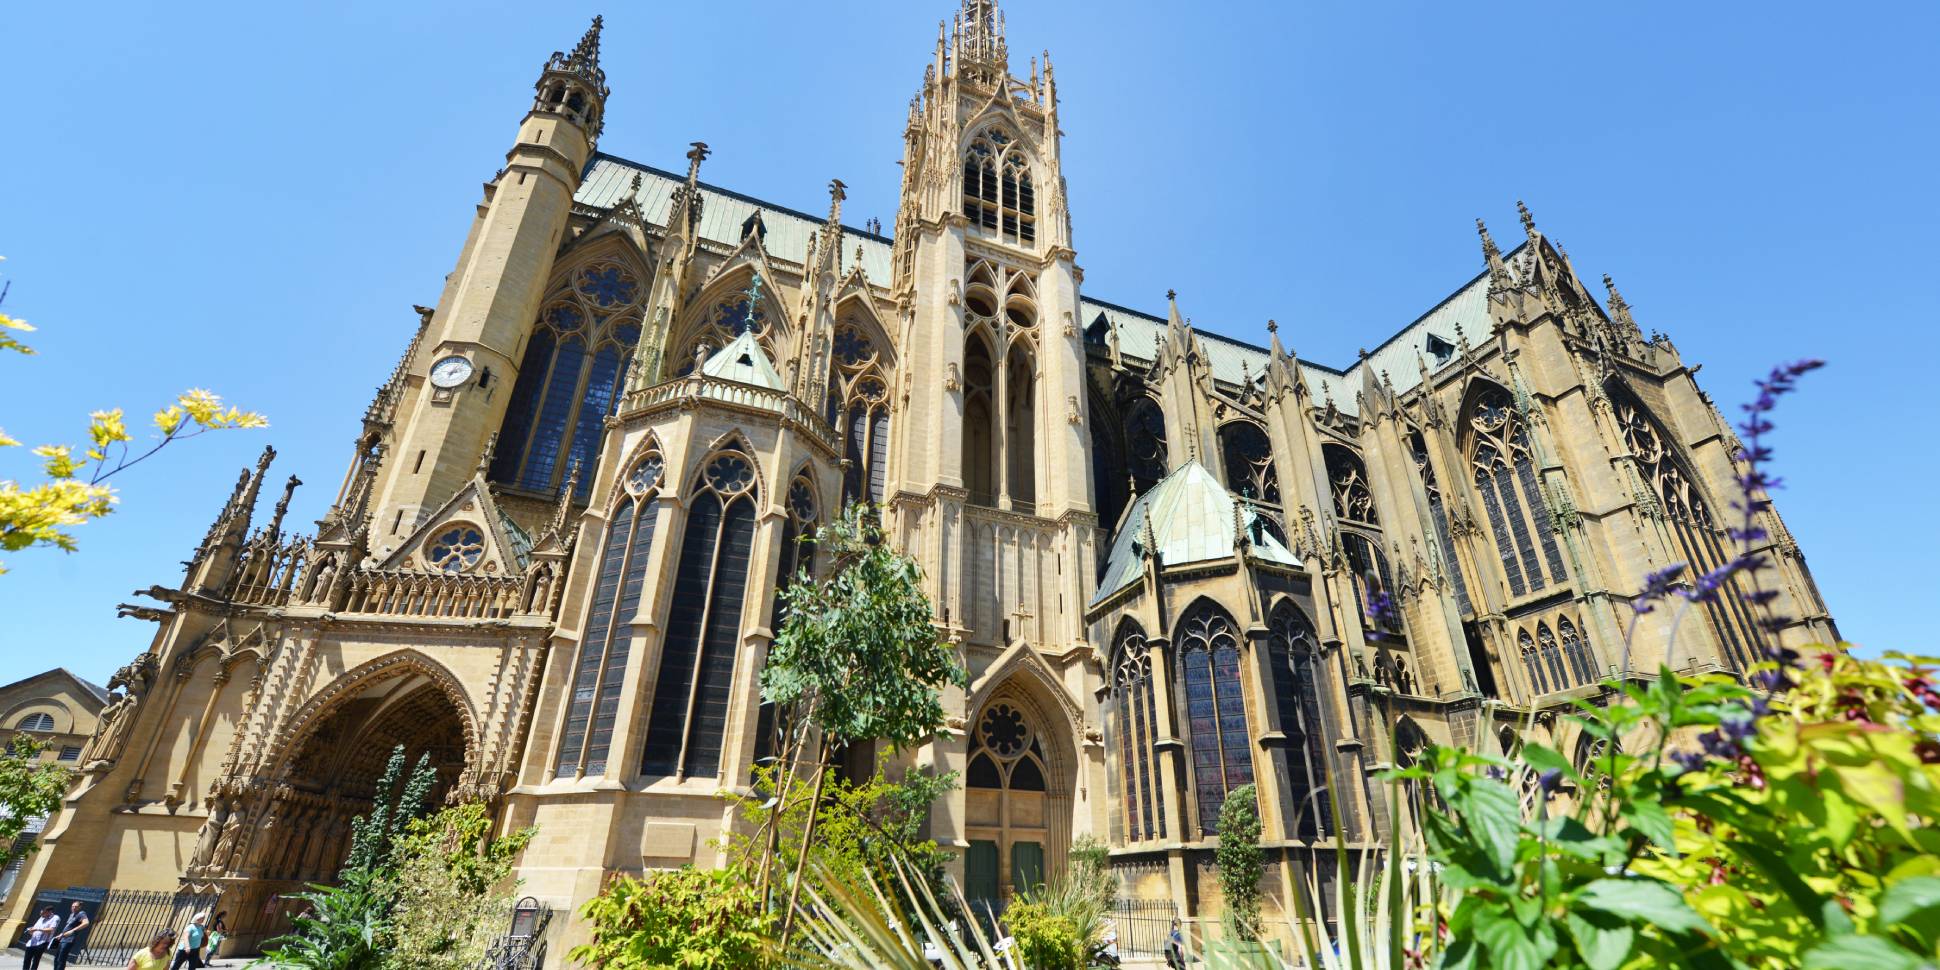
[1478,217,1513,291]
[532,15,610,139]
[954,0,1008,83]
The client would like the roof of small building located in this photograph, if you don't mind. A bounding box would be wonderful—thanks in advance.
[700,329,785,390]
[1091,460,1300,607]
[0,668,110,708]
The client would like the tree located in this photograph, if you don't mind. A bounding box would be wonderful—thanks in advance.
[758,503,967,945]
[1216,783,1264,941]
[383,802,535,970]
[0,260,266,574]
[0,734,73,870]
[343,744,438,874]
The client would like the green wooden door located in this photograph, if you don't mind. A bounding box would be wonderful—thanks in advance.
[965,839,1000,902]
[1010,840,1045,895]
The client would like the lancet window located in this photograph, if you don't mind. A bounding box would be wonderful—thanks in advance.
[1177,602,1254,836]
[1324,444,1377,526]
[962,129,1036,246]
[1109,621,1164,843]
[1559,617,1597,685]
[1267,602,1331,839]
[756,476,819,768]
[1466,385,1567,598]
[1613,391,1761,669]
[1536,622,1568,692]
[1126,397,1169,491]
[1220,422,1280,507]
[1408,430,1472,615]
[1519,628,1547,697]
[492,260,644,497]
[964,333,998,506]
[556,444,663,777]
[641,446,759,780]
[827,318,892,506]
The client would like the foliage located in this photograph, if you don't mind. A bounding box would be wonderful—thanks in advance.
[726,759,958,906]
[259,868,388,970]
[788,855,1013,970]
[1008,872,1110,970]
[1215,784,1265,941]
[383,802,534,970]
[0,260,266,573]
[570,866,774,970]
[343,744,438,874]
[0,734,73,869]
[1067,834,1117,912]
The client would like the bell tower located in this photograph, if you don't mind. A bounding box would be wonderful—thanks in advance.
[371,17,610,545]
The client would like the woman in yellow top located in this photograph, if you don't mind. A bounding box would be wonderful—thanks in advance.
[127,930,176,970]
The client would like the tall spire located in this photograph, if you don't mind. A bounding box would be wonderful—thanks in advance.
[533,15,611,138]
[1478,217,1513,290]
[955,0,1008,83]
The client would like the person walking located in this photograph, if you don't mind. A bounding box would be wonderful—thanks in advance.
[49,902,89,970]
[168,913,207,970]
[202,913,226,968]
[125,932,174,970]
[1164,917,1189,970]
[20,907,59,970]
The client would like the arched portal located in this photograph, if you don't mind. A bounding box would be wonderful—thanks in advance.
[962,684,1077,909]
[223,661,474,949]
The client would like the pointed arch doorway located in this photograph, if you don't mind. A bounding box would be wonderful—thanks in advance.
[963,687,1075,909]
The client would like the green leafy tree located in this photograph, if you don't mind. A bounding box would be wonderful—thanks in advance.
[570,867,774,970]
[1215,784,1264,942]
[0,261,267,574]
[384,802,535,970]
[758,503,967,944]
[0,734,73,869]
[343,744,438,874]
[1068,834,1117,911]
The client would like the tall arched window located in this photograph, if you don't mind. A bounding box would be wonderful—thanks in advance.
[828,319,892,506]
[555,445,663,777]
[1518,628,1547,697]
[1110,621,1164,843]
[1537,622,1568,690]
[966,701,1053,900]
[1613,391,1761,669]
[964,333,997,507]
[1408,430,1472,615]
[1559,617,1596,685]
[1341,532,1399,639]
[1005,342,1036,509]
[1177,602,1253,835]
[492,261,645,496]
[1125,396,1169,491]
[641,447,759,780]
[1466,385,1567,597]
[756,476,819,768]
[1267,602,1330,839]
[1324,444,1377,526]
[962,129,1036,246]
[1219,423,1280,506]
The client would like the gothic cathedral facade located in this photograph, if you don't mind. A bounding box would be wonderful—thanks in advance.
[4,2,1836,952]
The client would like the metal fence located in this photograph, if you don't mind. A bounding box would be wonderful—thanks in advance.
[1110,897,1178,958]
[27,886,222,967]
[476,896,552,970]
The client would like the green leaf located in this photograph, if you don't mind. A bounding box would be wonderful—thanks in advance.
[1800,934,1929,970]
[1446,771,1523,878]
[1475,907,1545,970]
[1621,799,1677,853]
[1575,878,1714,937]
[1880,876,1940,948]
[1735,840,1831,932]
[1565,909,1637,970]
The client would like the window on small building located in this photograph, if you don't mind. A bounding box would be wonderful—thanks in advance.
[57,746,80,762]
[14,713,53,733]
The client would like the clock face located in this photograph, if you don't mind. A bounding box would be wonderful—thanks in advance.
[429,355,474,389]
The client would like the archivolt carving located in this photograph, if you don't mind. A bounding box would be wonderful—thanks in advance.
[265,650,481,785]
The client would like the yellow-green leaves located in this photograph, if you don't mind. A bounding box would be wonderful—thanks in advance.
[0,313,34,356]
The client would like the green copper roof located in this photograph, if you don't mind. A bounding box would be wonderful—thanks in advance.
[700,329,785,390]
[1090,460,1302,607]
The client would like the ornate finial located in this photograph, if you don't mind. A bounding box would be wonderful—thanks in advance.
[1166,288,1177,302]
[1266,318,1278,334]
[827,179,848,220]
[1358,347,1370,361]
[740,274,764,334]
[550,460,581,536]
[478,432,498,476]
[572,15,604,65]
[685,141,711,181]
[1477,218,1501,260]
[1517,199,1536,235]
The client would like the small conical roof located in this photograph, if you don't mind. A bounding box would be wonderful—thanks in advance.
[1089,460,1301,606]
[700,329,784,390]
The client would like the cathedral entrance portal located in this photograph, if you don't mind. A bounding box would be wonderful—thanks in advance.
[220,660,474,950]
[963,689,1076,910]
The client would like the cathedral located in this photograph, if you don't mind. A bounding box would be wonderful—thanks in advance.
[2,1,1837,956]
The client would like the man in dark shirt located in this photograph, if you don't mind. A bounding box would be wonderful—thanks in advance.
[50,901,89,970]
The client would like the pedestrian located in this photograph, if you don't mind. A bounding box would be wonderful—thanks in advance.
[20,906,59,970]
[49,902,89,970]
[169,913,207,970]
[1164,917,1188,970]
[125,931,174,970]
[203,912,226,968]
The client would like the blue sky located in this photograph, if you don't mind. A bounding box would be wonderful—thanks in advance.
[1,1,1933,686]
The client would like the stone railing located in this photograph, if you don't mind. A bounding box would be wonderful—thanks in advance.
[621,373,841,453]
[341,568,526,620]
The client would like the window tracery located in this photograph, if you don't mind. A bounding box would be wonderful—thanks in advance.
[1267,602,1330,839]
[1109,622,1163,843]
[1177,602,1253,836]
[1408,430,1472,615]
[1220,423,1280,507]
[1466,385,1566,597]
[641,447,759,780]
[962,130,1036,246]
[1518,628,1548,697]
[1126,397,1169,490]
[826,317,892,506]
[423,525,485,574]
[1537,622,1568,692]
[672,277,778,376]
[1559,617,1596,686]
[755,475,819,769]
[1324,444,1376,525]
[1614,391,1761,668]
[556,445,663,777]
[492,259,645,497]
[968,703,1050,792]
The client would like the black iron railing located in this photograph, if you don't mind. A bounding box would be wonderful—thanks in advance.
[477,896,552,970]
[1109,897,1179,958]
[27,887,222,967]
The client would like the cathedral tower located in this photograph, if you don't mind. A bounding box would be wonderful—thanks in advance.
[371,18,610,545]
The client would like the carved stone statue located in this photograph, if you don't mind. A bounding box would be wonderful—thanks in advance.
[80,653,159,768]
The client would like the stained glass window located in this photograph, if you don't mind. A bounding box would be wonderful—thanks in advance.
[1268,602,1330,839]
[1467,384,1566,598]
[1178,603,1253,836]
[1111,622,1163,842]
[1409,431,1472,615]
[424,525,485,573]
[491,259,645,494]
[1559,617,1596,685]
[1220,423,1280,506]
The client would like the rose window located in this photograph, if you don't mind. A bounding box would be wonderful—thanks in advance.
[704,454,755,494]
[626,453,664,495]
[425,525,486,573]
[978,704,1030,759]
[576,265,639,307]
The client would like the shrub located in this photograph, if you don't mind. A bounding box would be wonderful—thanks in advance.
[1068,834,1117,911]
[1215,784,1263,941]
[383,802,534,970]
[1005,897,1088,970]
[569,866,773,969]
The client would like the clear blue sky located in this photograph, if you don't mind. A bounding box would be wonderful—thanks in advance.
[1,1,1933,686]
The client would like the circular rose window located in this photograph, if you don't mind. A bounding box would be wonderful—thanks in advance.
[425,524,486,573]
